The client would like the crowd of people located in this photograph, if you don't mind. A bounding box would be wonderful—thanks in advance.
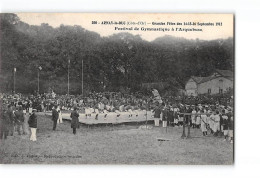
[153,103,234,143]
[0,91,234,143]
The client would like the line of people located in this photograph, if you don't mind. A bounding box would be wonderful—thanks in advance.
[0,104,37,141]
[152,103,234,143]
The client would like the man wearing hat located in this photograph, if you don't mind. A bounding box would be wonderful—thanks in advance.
[0,107,10,140]
[28,109,37,141]
[14,106,25,135]
[6,105,15,136]
[52,105,59,130]
[70,107,80,134]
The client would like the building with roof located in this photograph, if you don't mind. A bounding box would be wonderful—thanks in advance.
[185,69,234,96]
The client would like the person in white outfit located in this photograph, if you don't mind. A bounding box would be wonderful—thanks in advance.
[57,106,63,124]
[213,111,221,136]
[196,110,201,128]
[201,112,208,136]
[28,109,37,142]
[209,112,215,134]
[191,108,196,128]
[173,108,179,126]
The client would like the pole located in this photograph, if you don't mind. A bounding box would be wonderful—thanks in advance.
[187,115,191,138]
[38,69,40,94]
[82,59,83,96]
[68,59,70,95]
[181,114,186,138]
[13,68,16,94]
[145,108,148,129]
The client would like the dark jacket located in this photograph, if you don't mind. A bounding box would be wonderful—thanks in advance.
[6,108,15,123]
[1,111,10,131]
[162,109,168,121]
[14,110,25,124]
[222,114,229,130]
[167,110,174,122]
[52,109,59,121]
[228,113,234,130]
[153,107,161,118]
[70,110,80,129]
[28,113,37,128]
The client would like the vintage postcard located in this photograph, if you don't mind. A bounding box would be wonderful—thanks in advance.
[0,13,234,164]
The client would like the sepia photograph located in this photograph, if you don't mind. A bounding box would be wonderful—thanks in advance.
[0,13,234,164]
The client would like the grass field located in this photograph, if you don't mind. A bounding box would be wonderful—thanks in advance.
[0,113,233,164]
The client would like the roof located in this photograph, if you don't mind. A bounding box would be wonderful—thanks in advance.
[190,76,204,83]
[189,69,233,84]
[215,69,233,77]
[199,76,214,84]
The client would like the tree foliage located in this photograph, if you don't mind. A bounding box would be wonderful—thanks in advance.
[0,13,234,95]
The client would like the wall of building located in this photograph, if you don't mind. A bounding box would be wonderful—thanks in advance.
[197,77,233,94]
[185,79,198,96]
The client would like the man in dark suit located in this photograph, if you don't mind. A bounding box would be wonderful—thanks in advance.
[14,106,25,135]
[70,107,80,134]
[0,107,10,139]
[52,105,59,130]
[6,105,15,136]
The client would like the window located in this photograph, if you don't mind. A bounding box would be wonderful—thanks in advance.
[208,89,211,94]
[219,88,223,94]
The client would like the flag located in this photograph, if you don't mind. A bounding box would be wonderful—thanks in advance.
[152,89,162,104]
[14,68,16,72]
[117,66,125,73]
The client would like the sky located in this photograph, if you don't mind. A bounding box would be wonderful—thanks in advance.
[16,13,233,41]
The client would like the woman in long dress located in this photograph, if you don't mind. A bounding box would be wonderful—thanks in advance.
[196,110,201,128]
[201,112,207,136]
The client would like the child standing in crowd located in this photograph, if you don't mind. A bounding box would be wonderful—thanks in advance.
[222,110,229,141]
[206,111,211,133]
[213,111,220,136]
[229,111,234,144]
[191,107,196,128]
[209,112,215,134]
[196,110,201,129]
[201,111,207,136]
[178,107,184,127]
[173,107,179,127]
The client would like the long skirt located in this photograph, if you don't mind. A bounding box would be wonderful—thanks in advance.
[196,117,201,125]
[201,122,207,132]
[209,120,214,130]
[174,118,178,124]
[213,122,220,132]
[191,116,196,124]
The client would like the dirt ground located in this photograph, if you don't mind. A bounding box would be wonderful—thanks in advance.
[0,113,233,164]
